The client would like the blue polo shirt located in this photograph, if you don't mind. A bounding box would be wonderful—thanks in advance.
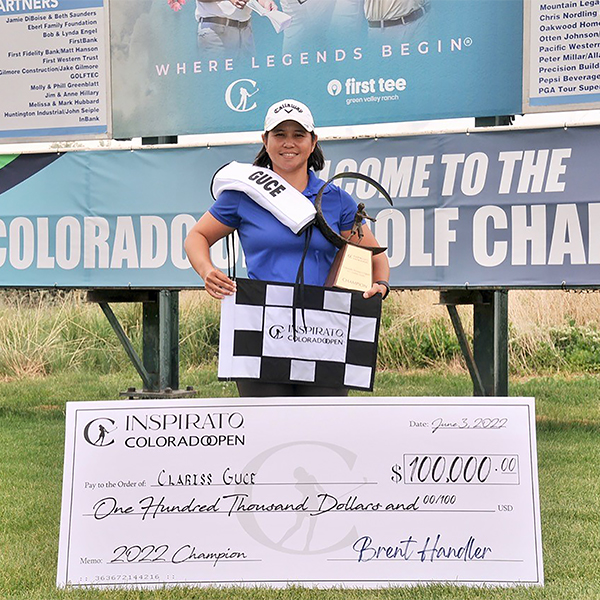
[209,170,358,286]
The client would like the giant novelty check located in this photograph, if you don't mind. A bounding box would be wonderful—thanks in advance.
[57,397,543,588]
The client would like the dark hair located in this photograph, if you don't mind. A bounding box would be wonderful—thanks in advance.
[253,132,325,172]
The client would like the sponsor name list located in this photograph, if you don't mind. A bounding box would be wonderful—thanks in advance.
[0,0,108,139]
[529,0,600,107]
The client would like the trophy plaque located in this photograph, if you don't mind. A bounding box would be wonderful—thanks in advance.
[315,173,393,292]
[324,243,373,291]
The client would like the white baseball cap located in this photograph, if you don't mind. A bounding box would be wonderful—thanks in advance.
[264,99,315,133]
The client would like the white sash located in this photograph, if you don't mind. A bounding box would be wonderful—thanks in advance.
[211,162,317,235]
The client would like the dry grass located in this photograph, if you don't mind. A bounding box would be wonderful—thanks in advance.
[0,292,72,378]
[1,288,600,379]
[510,289,600,328]
[374,289,600,373]
[509,290,600,373]
[0,290,137,378]
[381,289,600,330]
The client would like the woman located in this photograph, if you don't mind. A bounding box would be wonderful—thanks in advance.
[185,98,390,396]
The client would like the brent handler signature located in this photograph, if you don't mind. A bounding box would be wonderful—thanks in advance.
[353,533,492,562]
[91,493,422,521]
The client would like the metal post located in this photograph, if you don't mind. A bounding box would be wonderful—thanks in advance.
[473,291,509,396]
[88,289,193,398]
[142,294,160,391]
[98,301,153,390]
[159,290,179,391]
[493,290,509,396]
[446,304,486,396]
[473,291,495,396]
[142,290,180,392]
[440,290,509,397]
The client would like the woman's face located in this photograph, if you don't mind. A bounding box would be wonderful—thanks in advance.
[262,120,317,177]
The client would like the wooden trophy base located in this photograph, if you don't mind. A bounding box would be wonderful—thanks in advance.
[325,244,373,292]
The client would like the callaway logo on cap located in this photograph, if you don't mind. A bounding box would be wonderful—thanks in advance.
[264,99,315,133]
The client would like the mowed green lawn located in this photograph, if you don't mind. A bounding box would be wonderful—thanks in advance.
[1,368,599,600]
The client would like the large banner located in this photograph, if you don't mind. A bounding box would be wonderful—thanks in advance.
[0,0,111,142]
[1,125,600,289]
[109,0,523,138]
[524,0,600,112]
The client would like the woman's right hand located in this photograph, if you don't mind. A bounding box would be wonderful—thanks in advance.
[184,212,237,299]
[203,268,237,299]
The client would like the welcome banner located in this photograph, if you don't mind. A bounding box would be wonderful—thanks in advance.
[109,0,523,137]
[1,125,599,289]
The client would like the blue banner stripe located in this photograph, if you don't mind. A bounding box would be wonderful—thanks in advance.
[0,153,63,196]
[529,93,600,107]
[0,125,107,138]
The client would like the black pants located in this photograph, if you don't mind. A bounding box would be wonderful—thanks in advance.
[236,380,349,397]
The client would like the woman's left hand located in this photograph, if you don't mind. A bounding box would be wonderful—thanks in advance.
[363,282,388,299]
